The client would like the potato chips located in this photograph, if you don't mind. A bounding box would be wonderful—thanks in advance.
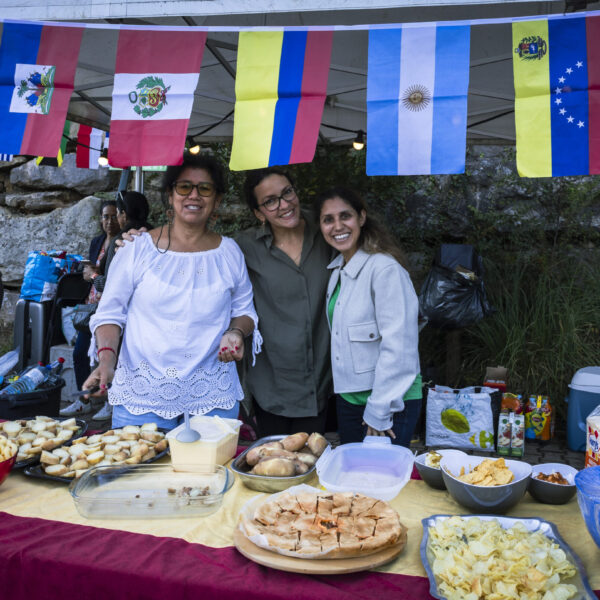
[457,457,514,486]
[0,436,18,462]
[427,516,578,600]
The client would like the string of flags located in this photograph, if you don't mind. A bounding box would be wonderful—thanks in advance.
[0,13,600,177]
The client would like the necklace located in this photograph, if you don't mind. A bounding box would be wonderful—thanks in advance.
[274,240,302,265]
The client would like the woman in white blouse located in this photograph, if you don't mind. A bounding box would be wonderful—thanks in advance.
[84,154,260,428]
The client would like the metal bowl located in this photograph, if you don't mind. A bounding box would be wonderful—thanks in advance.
[528,463,578,505]
[230,435,322,493]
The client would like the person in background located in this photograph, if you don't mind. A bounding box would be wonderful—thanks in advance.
[60,200,119,420]
[93,191,153,290]
[83,153,259,429]
[315,187,422,447]
[235,168,333,437]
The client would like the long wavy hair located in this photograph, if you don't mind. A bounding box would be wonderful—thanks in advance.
[314,187,408,268]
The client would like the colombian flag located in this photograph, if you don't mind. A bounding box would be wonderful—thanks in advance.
[230,30,333,171]
[513,16,600,177]
[0,22,83,157]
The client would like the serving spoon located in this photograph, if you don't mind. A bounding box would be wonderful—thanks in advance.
[177,408,201,443]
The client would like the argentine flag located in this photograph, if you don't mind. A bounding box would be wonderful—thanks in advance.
[366,25,471,175]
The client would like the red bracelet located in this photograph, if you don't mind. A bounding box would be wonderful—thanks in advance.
[97,347,117,360]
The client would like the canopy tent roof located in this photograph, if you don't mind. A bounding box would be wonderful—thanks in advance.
[2,0,597,148]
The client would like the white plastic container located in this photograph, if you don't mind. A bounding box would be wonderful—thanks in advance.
[166,416,242,469]
[315,436,414,501]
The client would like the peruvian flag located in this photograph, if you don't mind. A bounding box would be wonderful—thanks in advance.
[76,124,103,169]
[108,29,206,167]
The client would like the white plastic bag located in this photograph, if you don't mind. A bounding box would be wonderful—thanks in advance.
[425,385,495,451]
[61,306,78,345]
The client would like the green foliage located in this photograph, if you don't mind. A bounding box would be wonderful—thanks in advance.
[456,253,600,422]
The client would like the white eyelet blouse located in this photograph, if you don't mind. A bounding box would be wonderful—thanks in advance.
[88,233,260,419]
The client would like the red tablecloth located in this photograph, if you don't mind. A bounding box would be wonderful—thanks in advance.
[0,511,434,600]
[1,511,598,600]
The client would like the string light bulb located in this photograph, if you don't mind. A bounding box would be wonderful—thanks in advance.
[186,137,200,154]
[352,130,365,151]
[98,149,109,167]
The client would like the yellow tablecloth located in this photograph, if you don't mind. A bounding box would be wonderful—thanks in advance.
[1,464,598,589]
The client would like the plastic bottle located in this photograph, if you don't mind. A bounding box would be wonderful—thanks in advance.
[0,348,20,377]
[0,357,64,395]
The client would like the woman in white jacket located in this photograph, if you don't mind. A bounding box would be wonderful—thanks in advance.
[316,187,421,447]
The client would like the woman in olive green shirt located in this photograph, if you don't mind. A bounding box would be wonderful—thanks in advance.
[235,168,333,438]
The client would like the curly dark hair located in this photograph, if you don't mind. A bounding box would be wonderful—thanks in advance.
[242,167,295,211]
[161,153,227,205]
[314,187,408,268]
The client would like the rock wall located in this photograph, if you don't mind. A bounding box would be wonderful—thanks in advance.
[1,146,599,330]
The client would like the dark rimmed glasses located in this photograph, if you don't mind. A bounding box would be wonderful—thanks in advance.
[173,181,216,197]
[257,186,297,212]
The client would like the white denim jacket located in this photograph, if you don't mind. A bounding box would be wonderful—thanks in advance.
[326,249,420,431]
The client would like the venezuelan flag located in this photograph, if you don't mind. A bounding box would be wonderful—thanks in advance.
[230,30,333,171]
[513,16,600,177]
[0,22,83,157]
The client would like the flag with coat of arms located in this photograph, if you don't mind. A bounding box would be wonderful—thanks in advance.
[108,29,207,167]
[0,22,83,157]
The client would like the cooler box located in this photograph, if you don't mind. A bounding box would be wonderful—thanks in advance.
[566,367,600,452]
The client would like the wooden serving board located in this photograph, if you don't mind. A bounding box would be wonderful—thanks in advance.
[233,523,407,575]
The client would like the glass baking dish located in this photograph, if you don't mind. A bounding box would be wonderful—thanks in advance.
[69,463,233,519]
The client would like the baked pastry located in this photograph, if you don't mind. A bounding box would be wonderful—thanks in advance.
[240,491,405,559]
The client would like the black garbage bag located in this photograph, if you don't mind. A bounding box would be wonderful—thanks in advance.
[419,244,494,330]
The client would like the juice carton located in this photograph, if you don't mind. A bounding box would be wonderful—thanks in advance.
[585,405,600,468]
[497,412,512,455]
[510,413,525,457]
[540,396,552,441]
[524,396,538,439]
[525,395,552,441]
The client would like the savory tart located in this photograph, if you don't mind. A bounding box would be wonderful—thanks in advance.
[240,491,405,559]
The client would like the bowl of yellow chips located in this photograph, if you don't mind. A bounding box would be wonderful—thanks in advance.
[440,454,532,513]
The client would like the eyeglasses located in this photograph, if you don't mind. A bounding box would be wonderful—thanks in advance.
[172,181,216,197]
[257,186,297,212]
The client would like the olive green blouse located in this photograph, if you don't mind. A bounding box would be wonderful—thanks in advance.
[234,209,334,418]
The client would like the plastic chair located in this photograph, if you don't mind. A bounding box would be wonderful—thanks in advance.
[43,273,91,362]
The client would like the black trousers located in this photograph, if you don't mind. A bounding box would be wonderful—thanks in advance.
[253,400,328,438]
[73,329,92,390]
[335,395,422,448]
